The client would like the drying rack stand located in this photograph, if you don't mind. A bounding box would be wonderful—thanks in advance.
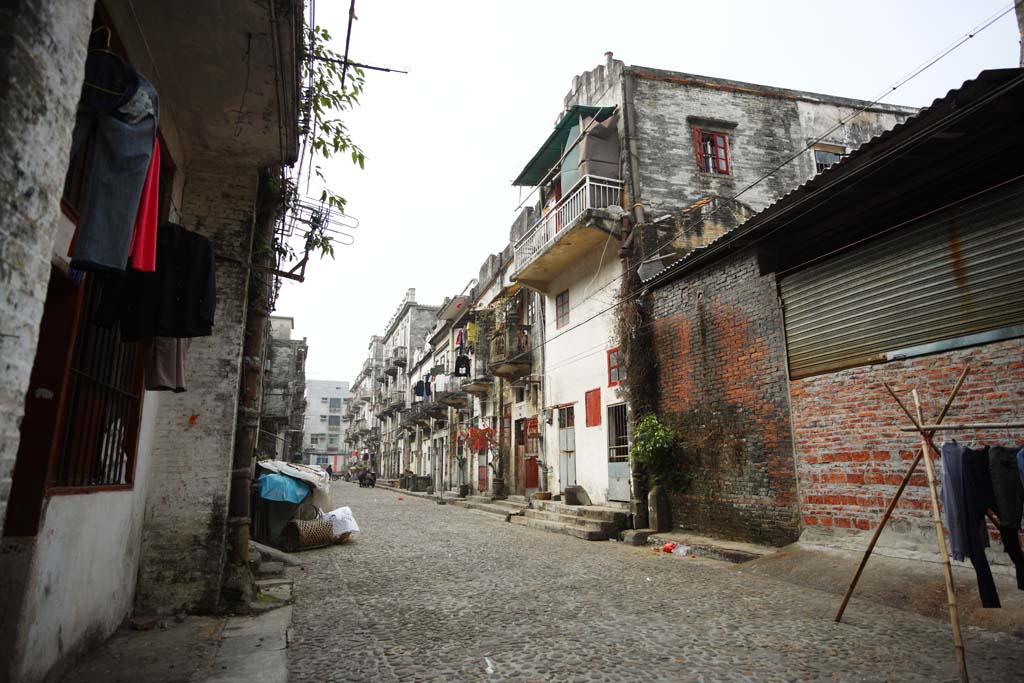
[831,365,1024,683]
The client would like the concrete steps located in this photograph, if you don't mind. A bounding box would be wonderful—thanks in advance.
[450,495,528,518]
[511,501,630,541]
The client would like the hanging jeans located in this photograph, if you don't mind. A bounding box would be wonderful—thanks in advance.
[963,447,1000,607]
[69,74,159,272]
[989,446,1024,590]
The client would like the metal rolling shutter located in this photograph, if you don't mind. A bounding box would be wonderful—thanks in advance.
[781,184,1024,379]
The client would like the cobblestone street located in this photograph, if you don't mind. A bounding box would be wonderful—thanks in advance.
[287,485,1024,683]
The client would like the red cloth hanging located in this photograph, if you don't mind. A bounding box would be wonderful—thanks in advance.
[127,140,160,272]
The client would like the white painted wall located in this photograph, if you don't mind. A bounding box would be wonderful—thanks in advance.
[9,390,162,683]
[541,246,626,505]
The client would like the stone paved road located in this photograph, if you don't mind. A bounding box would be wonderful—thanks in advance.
[287,485,1023,682]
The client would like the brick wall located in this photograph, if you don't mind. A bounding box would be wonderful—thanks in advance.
[650,249,799,545]
[134,167,257,614]
[0,0,93,529]
[791,338,1024,546]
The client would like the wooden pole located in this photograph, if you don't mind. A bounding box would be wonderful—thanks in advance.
[833,367,969,622]
[912,389,968,683]
[899,421,1024,431]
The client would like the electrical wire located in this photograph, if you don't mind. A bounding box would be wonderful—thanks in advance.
[518,2,1019,354]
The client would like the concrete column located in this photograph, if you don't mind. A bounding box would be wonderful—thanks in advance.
[134,167,257,614]
[1017,0,1024,67]
[0,0,93,530]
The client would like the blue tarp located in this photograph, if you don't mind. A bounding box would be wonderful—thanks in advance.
[258,473,311,504]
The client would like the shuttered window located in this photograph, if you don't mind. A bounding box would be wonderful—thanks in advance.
[780,183,1024,379]
[585,389,601,427]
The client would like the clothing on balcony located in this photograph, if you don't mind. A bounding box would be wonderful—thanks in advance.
[454,354,470,377]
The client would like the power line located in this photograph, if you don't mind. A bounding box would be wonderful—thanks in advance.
[520,2,1018,356]
[513,69,1024,367]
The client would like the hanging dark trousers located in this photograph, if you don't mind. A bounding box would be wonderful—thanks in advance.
[963,447,1000,607]
[989,446,1024,591]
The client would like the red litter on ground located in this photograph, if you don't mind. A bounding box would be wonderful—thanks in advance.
[398,497,404,501]
[661,542,677,553]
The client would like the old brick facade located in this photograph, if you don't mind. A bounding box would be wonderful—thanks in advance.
[650,250,799,545]
[792,338,1024,544]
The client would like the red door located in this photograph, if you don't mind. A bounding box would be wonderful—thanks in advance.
[478,461,488,492]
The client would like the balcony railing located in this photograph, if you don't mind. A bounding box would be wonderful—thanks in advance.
[388,391,406,412]
[514,174,623,271]
[488,323,533,380]
[462,356,494,395]
[392,346,408,368]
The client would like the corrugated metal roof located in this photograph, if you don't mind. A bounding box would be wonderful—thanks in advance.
[643,68,1024,288]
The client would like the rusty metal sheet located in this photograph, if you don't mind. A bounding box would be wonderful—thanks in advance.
[781,181,1024,379]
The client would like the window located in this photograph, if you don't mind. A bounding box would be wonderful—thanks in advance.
[585,389,601,427]
[555,290,570,329]
[316,455,330,465]
[608,404,629,462]
[329,397,341,413]
[526,294,536,325]
[813,148,844,174]
[692,128,730,175]
[51,275,147,490]
[310,435,320,446]
[329,435,339,445]
[514,387,526,404]
[607,347,625,387]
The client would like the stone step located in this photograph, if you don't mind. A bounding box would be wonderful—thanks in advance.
[450,499,526,518]
[522,508,618,532]
[510,515,610,541]
[256,561,285,577]
[533,500,629,525]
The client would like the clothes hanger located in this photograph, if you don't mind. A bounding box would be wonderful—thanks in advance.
[83,27,133,98]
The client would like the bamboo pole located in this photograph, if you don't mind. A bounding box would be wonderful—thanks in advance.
[833,366,969,622]
[912,389,968,683]
[899,421,1024,431]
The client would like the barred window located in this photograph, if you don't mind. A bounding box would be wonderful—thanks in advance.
[52,275,146,491]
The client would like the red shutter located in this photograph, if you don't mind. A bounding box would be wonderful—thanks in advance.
[692,127,704,171]
[715,133,729,174]
[585,389,601,427]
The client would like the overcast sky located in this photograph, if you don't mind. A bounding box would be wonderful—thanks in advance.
[276,0,1021,383]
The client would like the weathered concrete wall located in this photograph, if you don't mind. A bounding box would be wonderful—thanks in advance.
[649,250,799,546]
[0,0,93,530]
[629,69,911,215]
[134,168,258,615]
[791,338,1024,558]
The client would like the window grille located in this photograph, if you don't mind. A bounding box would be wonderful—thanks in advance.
[692,128,730,175]
[608,404,629,463]
[52,275,146,490]
[814,149,843,174]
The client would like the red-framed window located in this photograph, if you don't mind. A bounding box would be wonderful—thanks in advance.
[692,127,730,175]
[585,388,601,427]
[555,290,570,328]
[607,347,625,387]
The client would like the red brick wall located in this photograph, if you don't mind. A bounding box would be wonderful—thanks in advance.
[650,250,800,546]
[791,338,1024,538]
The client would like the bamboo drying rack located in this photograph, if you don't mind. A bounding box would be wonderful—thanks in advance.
[832,365,1023,683]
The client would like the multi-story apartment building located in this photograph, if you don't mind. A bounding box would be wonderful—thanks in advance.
[508,53,915,506]
[302,380,351,469]
[376,290,440,479]
[257,317,308,461]
[343,336,384,470]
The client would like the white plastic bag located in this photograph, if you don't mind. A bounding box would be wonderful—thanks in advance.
[326,506,359,536]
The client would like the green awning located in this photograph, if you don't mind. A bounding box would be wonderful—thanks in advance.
[512,105,616,187]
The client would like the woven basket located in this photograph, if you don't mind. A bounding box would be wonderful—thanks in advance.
[280,519,354,552]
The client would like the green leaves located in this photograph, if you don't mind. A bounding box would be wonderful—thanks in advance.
[631,415,692,491]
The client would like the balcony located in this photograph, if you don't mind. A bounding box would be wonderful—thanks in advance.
[388,391,406,412]
[392,346,408,368]
[376,372,388,384]
[512,175,623,292]
[384,357,398,377]
[488,324,533,380]
[462,357,495,395]
[436,375,470,408]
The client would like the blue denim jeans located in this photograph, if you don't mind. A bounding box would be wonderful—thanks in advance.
[69,72,158,272]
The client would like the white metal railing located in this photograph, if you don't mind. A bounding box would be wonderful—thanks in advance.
[514,175,623,270]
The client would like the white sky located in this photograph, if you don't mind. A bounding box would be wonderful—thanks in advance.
[276,0,1021,383]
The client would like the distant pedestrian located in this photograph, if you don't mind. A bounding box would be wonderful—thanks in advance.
[326,464,334,480]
